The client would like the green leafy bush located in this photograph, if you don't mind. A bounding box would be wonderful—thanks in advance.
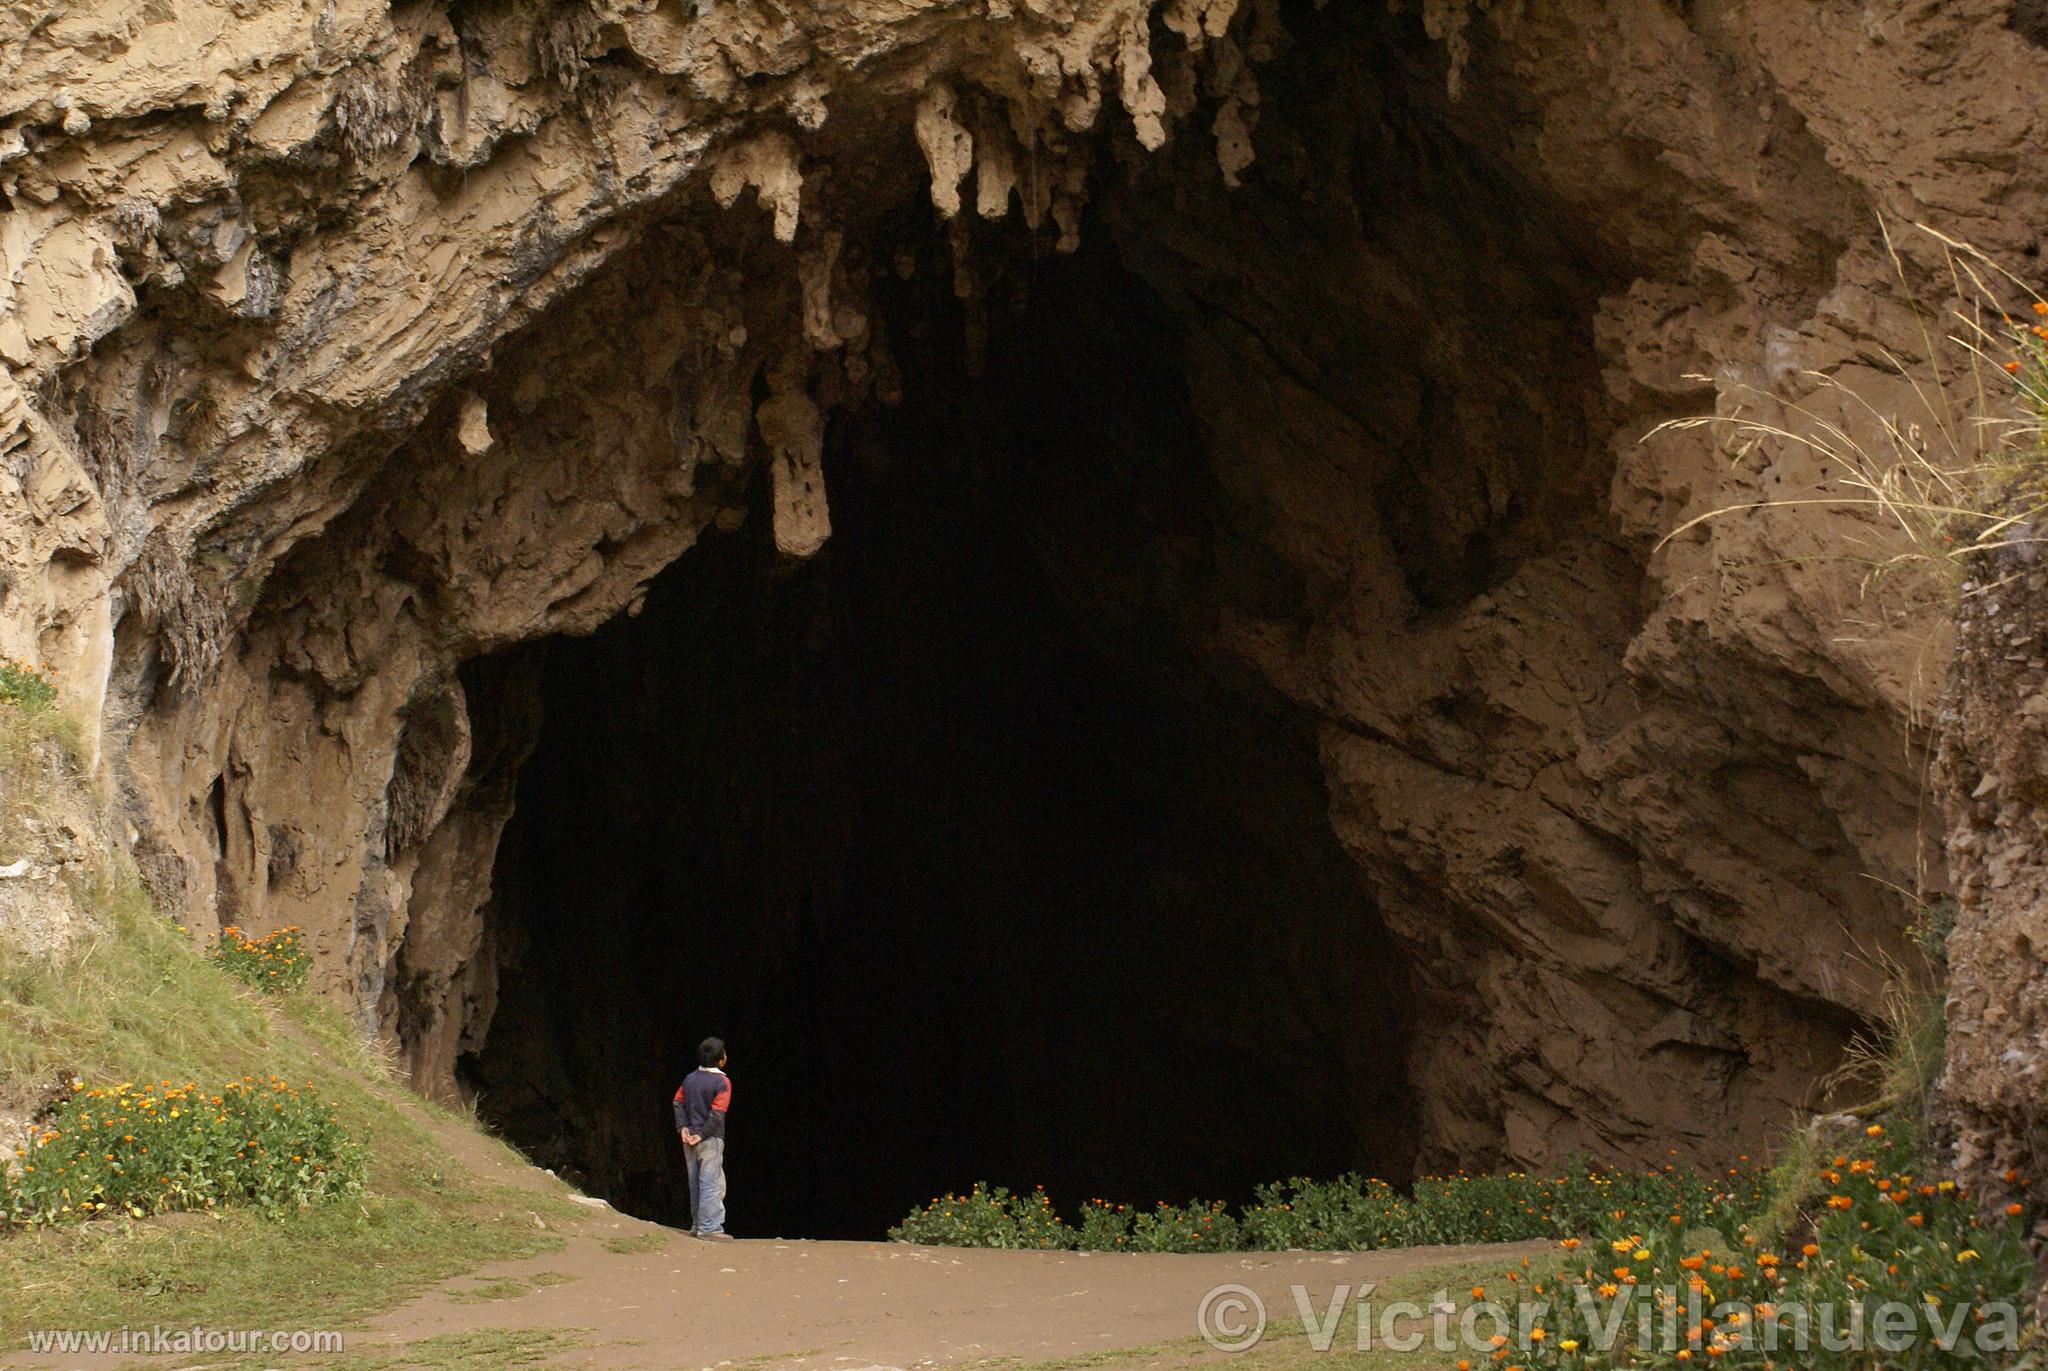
[885,1183,1074,1249]
[1241,1174,1410,1250]
[1128,1198,1239,1253]
[0,659,55,713]
[891,1163,1770,1255]
[210,925,311,992]
[1402,1163,1765,1247]
[1073,1198,1134,1250]
[0,1074,365,1225]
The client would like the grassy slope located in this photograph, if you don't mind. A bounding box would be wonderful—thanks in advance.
[0,703,577,1342]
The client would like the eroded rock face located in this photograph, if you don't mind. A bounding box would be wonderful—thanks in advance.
[1940,546,2048,1232]
[5,0,2047,1192]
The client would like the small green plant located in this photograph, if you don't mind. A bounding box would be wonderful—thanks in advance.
[1072,1197,1134,1250]
[1908,896,1959,971]
[0,1074,365,1225]
[1127,1198,1239,1253]
[0,658,56,713]
[210,925,311,992]
[885,1183,1076,1249]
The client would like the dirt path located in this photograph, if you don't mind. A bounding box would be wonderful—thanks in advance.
[364,1096,1538,1369]
[351,1219,1535,1370]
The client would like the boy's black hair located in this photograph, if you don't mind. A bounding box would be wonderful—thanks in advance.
[698,1036,726,1067]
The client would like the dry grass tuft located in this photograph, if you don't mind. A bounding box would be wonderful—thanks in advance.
[1648,221,2048,605]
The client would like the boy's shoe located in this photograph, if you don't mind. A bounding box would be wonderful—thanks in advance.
[695,1230,735,1241]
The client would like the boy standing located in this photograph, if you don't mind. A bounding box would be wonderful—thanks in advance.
[673,1038,733,1240]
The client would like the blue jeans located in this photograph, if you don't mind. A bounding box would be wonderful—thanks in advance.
[686,1137,726,1234]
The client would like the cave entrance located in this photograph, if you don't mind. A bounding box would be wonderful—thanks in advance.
[447,0,1621,1238]
[462,239,1420,1240]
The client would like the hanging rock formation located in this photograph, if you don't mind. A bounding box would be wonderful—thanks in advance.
[4,0,2048,1190]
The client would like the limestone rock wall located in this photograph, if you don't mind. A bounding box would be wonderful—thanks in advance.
[2,0,2046,1179]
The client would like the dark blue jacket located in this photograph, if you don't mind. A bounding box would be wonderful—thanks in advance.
[673,1068,731,1140]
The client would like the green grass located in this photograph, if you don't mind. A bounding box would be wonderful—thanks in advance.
[447,1272,577,1303]
[0,700,582,1347]
[0,996,577,1335]
[316,1327,591,1371]
[0,703,86,870]
[2,1190,561,1335]
[601,1231,670,1255]
[1253,1254,1565,1371]
[1751,904,1952,1246]
[1753,1124,1825,1247]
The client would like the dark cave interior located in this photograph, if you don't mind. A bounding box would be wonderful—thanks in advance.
[461,254,1421,1238]
[445,0,1614,1239]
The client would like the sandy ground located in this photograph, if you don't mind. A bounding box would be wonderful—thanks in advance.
[340,1098,1536,1369]
[11,1072,1540,1371]
[347,1219,1528,1370]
